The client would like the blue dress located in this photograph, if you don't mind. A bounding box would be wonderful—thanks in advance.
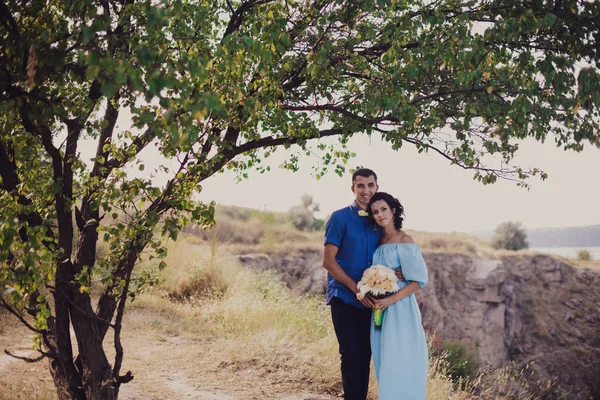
[370,243,429,400]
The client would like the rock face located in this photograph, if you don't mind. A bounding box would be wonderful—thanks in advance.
[237,250,327,294]
[237,250,600,399]
[421,253,600,399]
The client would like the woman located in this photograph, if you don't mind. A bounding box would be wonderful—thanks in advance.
[367,192,428,399]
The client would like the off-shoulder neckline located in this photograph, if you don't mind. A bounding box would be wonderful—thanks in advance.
[378,242,419,247]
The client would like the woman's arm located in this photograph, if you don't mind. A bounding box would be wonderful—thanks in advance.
[373,282,421,311]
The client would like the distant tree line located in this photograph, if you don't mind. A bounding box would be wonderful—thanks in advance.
[527,225,600,247]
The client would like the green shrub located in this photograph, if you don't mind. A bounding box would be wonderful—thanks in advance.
[311,218,325,231]
[437,340,480,384]
[576,249,592,261]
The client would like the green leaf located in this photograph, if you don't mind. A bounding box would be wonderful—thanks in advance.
[102,83,118,99]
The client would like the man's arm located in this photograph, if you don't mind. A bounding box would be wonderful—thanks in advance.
[323,243,374,308]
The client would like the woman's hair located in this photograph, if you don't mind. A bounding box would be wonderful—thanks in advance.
[368,192,405,229]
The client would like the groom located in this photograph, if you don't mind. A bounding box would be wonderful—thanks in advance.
[322,168,381,400]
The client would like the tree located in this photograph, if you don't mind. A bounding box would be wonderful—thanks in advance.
[491,221,529,250]
[288,194,321,231]
[0,0,599,398]
[576,249,592,261]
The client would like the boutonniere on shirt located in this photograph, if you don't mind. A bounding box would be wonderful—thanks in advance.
[358,210,369,217]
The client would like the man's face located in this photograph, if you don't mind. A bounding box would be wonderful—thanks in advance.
[351,175,378,207]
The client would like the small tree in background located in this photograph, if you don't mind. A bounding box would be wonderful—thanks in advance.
[289,194,321,231]
[577,250,592,261]
[491,221,529,251]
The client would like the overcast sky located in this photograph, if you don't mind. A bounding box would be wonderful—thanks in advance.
[192,134,600,233]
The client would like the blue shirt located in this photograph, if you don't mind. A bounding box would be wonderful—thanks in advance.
[324,201,382,308]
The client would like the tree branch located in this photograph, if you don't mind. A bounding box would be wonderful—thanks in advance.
[0,137,56,247]
[0,0,20,39]
[104,127,156,171]
[3,350,46,363]
[222,0,276,41]
[371,126,531,182]
[237,128,346,154]
[0,297,46,334]
[280,103,399,125]
[112,255,134,380]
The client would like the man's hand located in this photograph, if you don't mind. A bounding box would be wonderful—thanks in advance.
[395,268,406,282]
[353,284,375,308]
[358,293,375,309]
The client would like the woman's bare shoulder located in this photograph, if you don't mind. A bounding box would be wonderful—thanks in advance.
[399,231,415,244]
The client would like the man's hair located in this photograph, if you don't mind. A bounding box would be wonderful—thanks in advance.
[352,168,377,183]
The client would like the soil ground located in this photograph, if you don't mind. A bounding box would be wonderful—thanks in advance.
[0,314,337,400]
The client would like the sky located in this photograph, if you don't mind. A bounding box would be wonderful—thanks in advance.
[192,134,600,233]
[74,109,600,234]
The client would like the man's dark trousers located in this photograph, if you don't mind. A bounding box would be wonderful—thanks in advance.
[330,296,372,400]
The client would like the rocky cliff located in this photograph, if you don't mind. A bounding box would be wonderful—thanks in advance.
[237,250,600,399]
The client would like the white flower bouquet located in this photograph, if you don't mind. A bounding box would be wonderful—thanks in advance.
[356,264,400,329]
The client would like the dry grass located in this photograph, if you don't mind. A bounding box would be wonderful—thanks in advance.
[409,230,484,255]
[0,237,549,400]
[129,240,544,399]
[461,363,554,399]
[0,377,56,400]
[549,256,600,273]
[0,308,20,338]
[0,308,56,400]
[179,205,526,260]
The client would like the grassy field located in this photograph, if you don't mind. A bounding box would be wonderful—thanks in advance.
[0,205,568,399]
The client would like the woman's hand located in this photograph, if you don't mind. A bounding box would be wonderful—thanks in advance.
[374,281,421,311]
[373,295,397,311]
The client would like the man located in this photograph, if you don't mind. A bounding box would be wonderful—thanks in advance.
[322,168,381,400]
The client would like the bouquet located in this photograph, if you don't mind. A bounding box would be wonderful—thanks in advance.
[356,265,400,329]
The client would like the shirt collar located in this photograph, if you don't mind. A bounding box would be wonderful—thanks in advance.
[352,200,369,216]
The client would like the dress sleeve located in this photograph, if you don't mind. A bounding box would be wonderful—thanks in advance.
[324,210,345,248]
[398,245,428,288]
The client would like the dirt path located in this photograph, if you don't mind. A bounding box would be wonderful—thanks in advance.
[0,348,36,373]
[0,326,337,400]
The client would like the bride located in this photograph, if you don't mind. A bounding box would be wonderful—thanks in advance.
[366,192,429,400]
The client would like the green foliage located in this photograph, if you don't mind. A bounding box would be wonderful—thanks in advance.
[577,249,592,261]
[438,340,480,384]
[1,0,599,396]
[311,218,326,232]
[491,221,530,251]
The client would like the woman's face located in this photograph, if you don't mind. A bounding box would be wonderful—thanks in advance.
[371,200,395,228]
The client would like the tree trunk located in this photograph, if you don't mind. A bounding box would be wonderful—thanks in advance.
[49,257,122,400]
[46,307,122,400]
[46,317,86,400]
[73,322,119,400]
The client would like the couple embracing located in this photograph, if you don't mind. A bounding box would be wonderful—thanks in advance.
[322,168,429,400]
